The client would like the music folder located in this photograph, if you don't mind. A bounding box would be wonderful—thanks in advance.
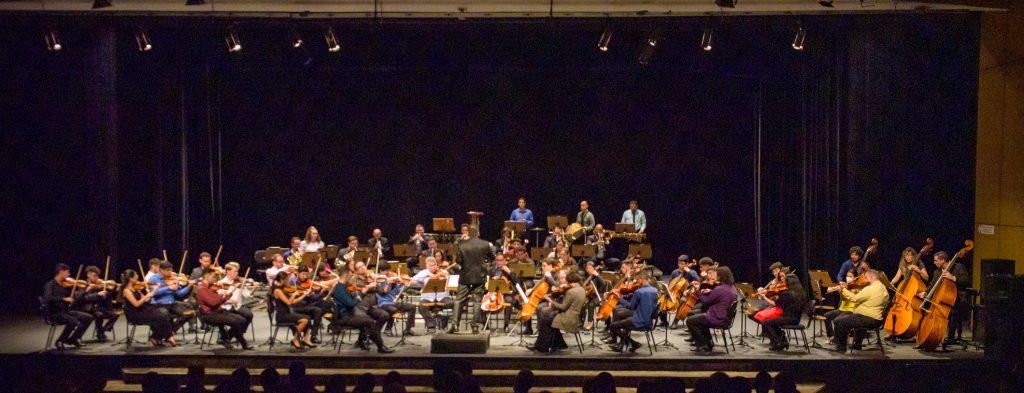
[486,278,512,294]
[509,263,535,279]
[627,243,653,259]
[571,244,596,258]
[547,215,568,230]
[615,223,637,233]
[433,218,455,233]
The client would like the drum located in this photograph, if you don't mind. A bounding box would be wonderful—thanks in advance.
[564,223,586,243]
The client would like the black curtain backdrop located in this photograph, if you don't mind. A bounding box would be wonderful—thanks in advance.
[0,14,977,313]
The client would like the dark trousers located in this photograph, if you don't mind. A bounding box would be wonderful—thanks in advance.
[418,298,452,329]
[217,306,253,341]
[762,316,800,346]
[833,313,881,349]
[200,311,250,344]
[452,283,485,329]
[52,310,94,342]
[127,306,175,340]
[156,302,192,332]
[477,294,514,328]
[609,318,639,344]
[685,313,715,348]
[291,305,323,338]
[824,309,852,337]
[90,307,120,334]
[533,306,566,351]
[335,311,385,348]
[380,302,418,330]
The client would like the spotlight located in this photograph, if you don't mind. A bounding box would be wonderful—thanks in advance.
[792,27,806,51]
[45,28,62,51]
[185,0,206,5]
[597,28,612,52]
[134,27,152,52]
[819,0,835,7]
[92,0,112,9]
[700,28,713,51]
[291,28,304,48]
[638,32,659,65]
[714,0,736,8]
[324,26,340,53]
[225,26,242,53]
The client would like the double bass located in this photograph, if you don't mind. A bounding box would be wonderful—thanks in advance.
[883,238,933,338]
[916,240,973,350]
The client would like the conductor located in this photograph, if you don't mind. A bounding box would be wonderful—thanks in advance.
[449,225,494,334]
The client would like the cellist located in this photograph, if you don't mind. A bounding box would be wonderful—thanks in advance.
[478,253,519,334]
[661,255,699,329]
[918,251,969,347]
[599,260,637,346]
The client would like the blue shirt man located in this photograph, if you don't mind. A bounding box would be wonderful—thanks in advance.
[836,246,865,283]
[509,197,534,229]
[627,284,659,329]
[147,265,192,305]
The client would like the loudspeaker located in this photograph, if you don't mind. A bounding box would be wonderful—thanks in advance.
[983,274,1016,305]
[430,332,490,354]
[984,308,1024,359]
[981,259,1015,302]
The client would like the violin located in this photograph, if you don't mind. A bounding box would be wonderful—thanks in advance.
[131,281,148,292]
[761,277,788,298]
[61,277,88,289]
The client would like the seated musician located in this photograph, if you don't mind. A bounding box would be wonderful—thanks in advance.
[510,245,534,267]
[292,265,327,344]
[43,263,94,349]
[407,224,431,268]
[828,269,889,352]
[421,238,444,261]
[196,268,254,350]
[543,226,564,249]
[282,236,302,259]
[684,257,720,319]
[600,261,637,344]
[350,261,391,330]
[118,269,176,347]
[586,224,621,270]
[824,260,871,344]
[408,257,452,332]
[547,240,566,259]
[919,251,969,346]
[299,226,325,254]
[750,262,790,320]
[330,269,394,353]
[144,258,162,283]
[528,272,586,353]
[187,252,217,333]
[581,261,608,332]
[265,254,296,285]
[340,235,361,268]
[662,255,699,329]
[756,264,807,351]
[608,271,658,353]
[148,261,194,331]
[684,266,737,353]
[891,247,929,287]
[554,246,578,273]
[80,265,119,342]
[215,262,258,344]
[368,228,391,257]
[525,259,562,335]
[269,272,314,349]
[376,264,418,336]
[477,253,519,333]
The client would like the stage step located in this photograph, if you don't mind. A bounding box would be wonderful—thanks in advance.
[115,367,825,392]
[103,380,825,393]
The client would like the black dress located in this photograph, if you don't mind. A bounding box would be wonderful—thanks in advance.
[272,288,310,325]
[123,288,175,339]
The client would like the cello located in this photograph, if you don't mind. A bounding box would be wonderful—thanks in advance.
[883,238,933,338]
[518,260,563,321]
[595,262,646,320]
[916,240,973,350]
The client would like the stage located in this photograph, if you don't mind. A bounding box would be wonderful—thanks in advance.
[0,312,997,392]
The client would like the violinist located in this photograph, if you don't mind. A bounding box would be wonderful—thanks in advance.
[528,272,586,353]
[349,261,391,342]
[827,269,888,352]
[684,257,721,318]
[330,269,394,353]
[118,269,176,347]
[478,253,520,333]
[750,262,790,322]
[376,264,418,336]
[608,271,658,353]
[291,265,326,344]
[581,261,608,332]
[409,257,452,332]
[187,251,216,334]
[891,247,929,287]
[920,251,969,347]
[823,260,872,344]
[265,254,297,285]
[835,246,866,284]
[684,266,737,353]
[269,272,314,349]
[42,263,93,348]
[757,264,806,352]
[80,265,120,342]
[196,269,254,350]
[147,261,194,330]
[144,258,162,283]
[216,262,256,333]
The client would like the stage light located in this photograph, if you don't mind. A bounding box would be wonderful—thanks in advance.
[92,0,112,9]
[819,0,835,7]
[291,28,304,48]
[324,26,340,53]
[714,0,736,8]
[700,28,713,51]
[185,0,206,5]
[45,28,62,51]
[135,27,152,52]
[792,27,806,51]
[638,32,658,65]
[225,26,242,53]
[597,28,612,52]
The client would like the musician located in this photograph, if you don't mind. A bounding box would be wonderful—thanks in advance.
[891,247,930,286]
[449,225,494,334]
[291,265,327,343]
[608,272,658,353]
[528,272,586,353]
[478,253,520,333]
[119,269,176,347]
[216,262,256,340]
[920,251,969,346]
[684,266,737,353]
[80,265,119,342]
[341,235,361,269]
[543,226,564,249]
[600,261,638,344]
[148,261,194,330]
[619,200,647,233]
[554,246,578,273]
[757,265,806,351]
[409,257,452,331]
[196,269,254,350]
[265,254,297,285]
[582,261,608,332]
[43,264,94,348]
[750,262,789,317]
[835,246,866,284]
[407,224,431,267]
[330,269,394,353]
[282,236,302,259]
[509,197,535,229]
[366,228,391,257]
[144,258,162,282]
[824,260,872,344]
[521,259,560,336]
[300,226,325,253]
[829,269,889,352]
[376,264,418,336]
[662,255,700,329]
[188,252,216,282]
[576,200,596,235]
[269,272,314,349]
[458,223,471,242]
[682,257,720,319]
[586,224,621,269]
[510,246,535,268]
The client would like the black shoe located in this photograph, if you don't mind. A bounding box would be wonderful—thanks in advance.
[526,345,538,351]
[609,344,624,353]
[471,325,480,335]
[54,340,66,350]
[830,346,848,353]
[68,339,84,348]
[447,326,458,334]
[311,336,322,344]
[96,333,109,343]
[239,340,254,350]
[691,345,711,353]
[850,344,863,351]
[627,339,642,353]
[355,340,370,351]
[601,336,617,344]
[221,341,234,350]
[942,339,959,346]
[378,346,395,353]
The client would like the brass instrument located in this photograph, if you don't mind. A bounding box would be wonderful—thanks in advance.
[287,251,303,266]
[602,230,647,243]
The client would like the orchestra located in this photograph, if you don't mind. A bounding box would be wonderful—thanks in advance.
[39,204,979,358]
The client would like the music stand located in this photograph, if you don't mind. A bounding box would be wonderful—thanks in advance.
[733,283,758,345]
[353,250,370,264]
[504,220,526,234]
[438,244,456,258]
[393,244,417,258]
[615,223,637,233]
[433,218,455,233]
[530,247,551,263]
[387,261,409,275]
[509,263,535,280]
[652,280,678,348]
[571,245,596,260]
[264,247,285,262]
[601,272,623,287]
[547,215,568,230]
[807,270,834,301]
[485,278,512,294]
[300,252,319,267]
[628,244,653,260]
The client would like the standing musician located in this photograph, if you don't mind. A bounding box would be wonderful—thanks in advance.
[368,228,391,257]
[449,225,494,334]
[478,253,520,333]
[292,265,327,344]
[828,269,889,352]
[684,266,737,353]
[330,269,394,353]
[835,246,866,284]
[81,265,119,342]
[919,251,969,346]
[148,261,194,333]
[891,246,930,287]
[543,227,564,249]
[119,269,176,347]
[376,264,418,336]
[265,254,297,285]
[576,200,596,235]
[528,272,586,353]
[409,257,453,332]
[196,269,254,350]
[407,224,432,268]
[619,200,647,233]
[269,272,314,349]
[756,263,806,351]
[299,226,325,254]
[608,272,658,353]
[509,196,535,229]
[43,263,94,349]
[216,262,258,343]
[581,261,609,332]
